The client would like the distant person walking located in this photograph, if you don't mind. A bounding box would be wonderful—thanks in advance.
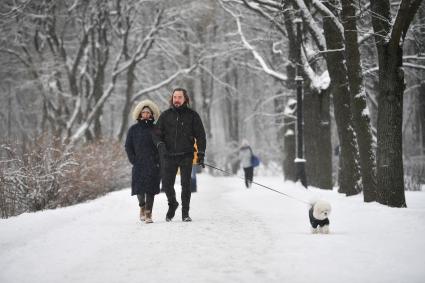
[156,88,206,222]
[239,139,257,188]
[125,100,161,224]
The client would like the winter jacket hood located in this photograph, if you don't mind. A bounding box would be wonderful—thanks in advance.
[132,99,161,121]
[239,146,253,169]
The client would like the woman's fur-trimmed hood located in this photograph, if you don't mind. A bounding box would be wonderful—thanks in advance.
[132,99,161,121]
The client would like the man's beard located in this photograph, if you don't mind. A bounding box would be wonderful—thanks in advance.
[173,102,182,108]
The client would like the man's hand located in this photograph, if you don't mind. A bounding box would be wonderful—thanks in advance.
[197,152,205,168]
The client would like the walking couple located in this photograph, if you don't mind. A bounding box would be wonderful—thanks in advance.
[125,88,206,224]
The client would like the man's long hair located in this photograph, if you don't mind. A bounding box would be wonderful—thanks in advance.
[169,88,190,107]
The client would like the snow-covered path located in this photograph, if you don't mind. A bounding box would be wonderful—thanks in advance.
[1,174,425,283]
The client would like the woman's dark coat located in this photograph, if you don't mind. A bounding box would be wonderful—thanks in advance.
[125,119,160,196]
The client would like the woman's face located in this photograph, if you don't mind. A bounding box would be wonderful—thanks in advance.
[141,109,152,120]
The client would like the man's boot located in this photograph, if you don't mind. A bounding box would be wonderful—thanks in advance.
[182,215,192,222]
[166,201,179,222]
[182,208,192,222]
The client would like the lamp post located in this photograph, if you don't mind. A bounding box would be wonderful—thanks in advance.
[294,17,307,188]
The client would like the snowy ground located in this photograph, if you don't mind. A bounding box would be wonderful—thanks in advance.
[1,173,425,283]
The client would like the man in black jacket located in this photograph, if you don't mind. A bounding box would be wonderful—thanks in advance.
[156,88,206,222]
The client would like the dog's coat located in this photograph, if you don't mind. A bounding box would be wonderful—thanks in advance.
[308,200,331,234]
[308,207,330,228]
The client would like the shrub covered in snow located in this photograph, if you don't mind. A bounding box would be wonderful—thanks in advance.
[0,138,130,218]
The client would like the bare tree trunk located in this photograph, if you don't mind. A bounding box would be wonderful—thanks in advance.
[200,67,212,140]
[283,3,332,188]
[224,61,240,174]
[323,2,362,196]
[375,45,405,206]
[226,66,239,144]
[283,122,296,181]
[92,9,109,141]
[369,0,422,207]
[117,63,135,141]
[420,83,425,156]
[341,0,377,201]
[196,26,213,142]
[282,4,297,182]
[7,84,12,141]
[117,8,134,142]
[182,31,196,110]
[304,86,333,190]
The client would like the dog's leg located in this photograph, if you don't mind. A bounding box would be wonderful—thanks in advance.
[311,227,319,234]
[320,225,330,234]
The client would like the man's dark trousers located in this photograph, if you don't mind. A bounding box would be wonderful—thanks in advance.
[162,155,193,217]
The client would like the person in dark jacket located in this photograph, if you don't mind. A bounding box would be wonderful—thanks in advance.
[125,100,161,224]
[156,88,206,222]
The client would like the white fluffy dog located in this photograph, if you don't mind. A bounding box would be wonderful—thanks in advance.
[309,200,332,234]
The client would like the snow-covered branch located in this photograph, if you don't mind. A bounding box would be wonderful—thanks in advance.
[68,50,124,145]
[292,0,326,51]
[358,31,374,45]
[363,66,378,75]
[198,64,239,93]
[0,48,31,68]
[389,0,413,45]
[317,48,345,54]
[403,55,425,60]
[0,0,32,18]
[403,62,425,71]
[311,0,344,37]
[131,64,199,103]
[390,0,423,45]
[236,19,287,81]
[219,0,287,81]
[248,0,282,10]
[134,9,164,63]
[241,0,287,36]
[364,61,425,75]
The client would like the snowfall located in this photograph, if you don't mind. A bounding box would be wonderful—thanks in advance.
[1,173,425,283]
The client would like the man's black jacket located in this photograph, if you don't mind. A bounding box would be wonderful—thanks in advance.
[156,105,206,158]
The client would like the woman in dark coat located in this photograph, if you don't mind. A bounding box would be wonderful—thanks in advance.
[125,100,161,224]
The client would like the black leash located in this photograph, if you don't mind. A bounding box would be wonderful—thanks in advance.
[204,163,310,205]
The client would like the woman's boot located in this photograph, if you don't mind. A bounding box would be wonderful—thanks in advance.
[139,206,145,221]
[145,210,153,223]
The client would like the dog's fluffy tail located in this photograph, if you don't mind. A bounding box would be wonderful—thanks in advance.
[308,196,320,207]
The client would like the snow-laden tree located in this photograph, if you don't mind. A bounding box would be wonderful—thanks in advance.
[341,0,377,201]
[370,0,423,207]
[220,0,334,189]
[0,0,205,146]
[312,0,362,196]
